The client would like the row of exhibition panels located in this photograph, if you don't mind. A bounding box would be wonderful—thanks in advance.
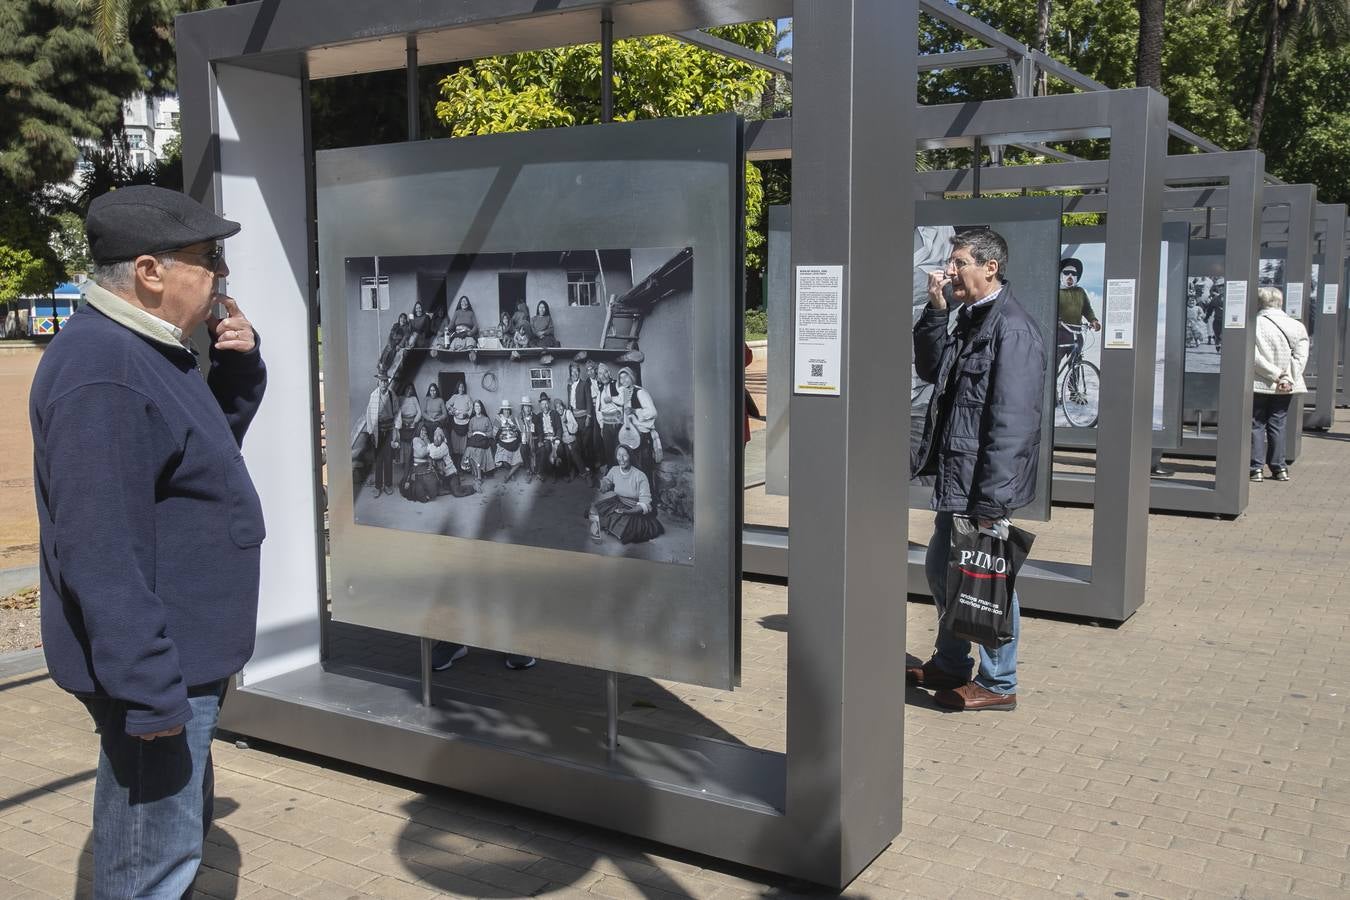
[743,155,1348,626]
[178,0,1345,885]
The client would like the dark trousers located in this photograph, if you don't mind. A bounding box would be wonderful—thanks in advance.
[374,426,395,491]
[1251,393,1291,471]
[574,413,594,468]
[600,423,621,469]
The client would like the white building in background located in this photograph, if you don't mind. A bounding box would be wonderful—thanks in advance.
[69,93,180,186]
[122,93,181,168]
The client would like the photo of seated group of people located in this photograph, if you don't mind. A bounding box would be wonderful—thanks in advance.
[345,247,696,565]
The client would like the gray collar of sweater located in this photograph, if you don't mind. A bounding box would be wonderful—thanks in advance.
[81,279,188,349]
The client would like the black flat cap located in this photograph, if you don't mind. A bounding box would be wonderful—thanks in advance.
[86,185,241,264]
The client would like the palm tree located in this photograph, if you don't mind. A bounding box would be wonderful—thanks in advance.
[87,0,243,60]
[85,0,126,59]
[1135,0,1166,89]
[1033,0,1052,95]
[1195,0,1350,148]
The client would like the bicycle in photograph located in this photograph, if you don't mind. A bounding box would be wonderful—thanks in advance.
[1056,323,1100,427]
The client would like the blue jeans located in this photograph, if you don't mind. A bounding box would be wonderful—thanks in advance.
[923,513,1020,695]
[80,680,227,899]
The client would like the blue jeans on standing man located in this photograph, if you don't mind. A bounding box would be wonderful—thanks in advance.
[80,680,227,898]
[923,512,1020,695]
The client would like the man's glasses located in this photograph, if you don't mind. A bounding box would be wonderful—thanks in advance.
[171,245,225,268]
[945,257,975,270]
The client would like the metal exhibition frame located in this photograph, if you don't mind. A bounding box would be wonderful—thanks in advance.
[746,87,1170,623]
[1157,184,1322,448]
[911,153,1266,517]
[1276,203,1346,428]
[1049,221,1191,453]
[177,0,912,887]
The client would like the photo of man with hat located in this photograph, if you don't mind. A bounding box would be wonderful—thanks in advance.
[29,185,266,896]
[364,368,397,494]
[1056,255,1101,369]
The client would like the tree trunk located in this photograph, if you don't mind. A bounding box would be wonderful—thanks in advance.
[1034,0,1052,95]
[1247,0,1284,149]
[1135,0,1166,90]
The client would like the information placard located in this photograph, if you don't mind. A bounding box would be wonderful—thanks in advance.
[1104,278,1136,349]
[1224,280,1249,328]
[1285,282,1304,318]
[1324,283,1340,316]
[794,265,844,396]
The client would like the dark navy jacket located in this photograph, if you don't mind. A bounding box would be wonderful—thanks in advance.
[30,304,266,735]
[911,287,1045,519]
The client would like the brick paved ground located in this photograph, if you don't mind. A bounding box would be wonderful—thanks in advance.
[3,412,1350,898]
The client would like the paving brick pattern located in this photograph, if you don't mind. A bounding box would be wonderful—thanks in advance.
[3,415,1350,898]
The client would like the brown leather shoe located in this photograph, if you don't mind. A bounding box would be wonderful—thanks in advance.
[905,660,970,691]
[933,682,1017,711]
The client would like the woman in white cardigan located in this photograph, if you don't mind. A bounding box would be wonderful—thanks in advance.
[1251,286,1310,482]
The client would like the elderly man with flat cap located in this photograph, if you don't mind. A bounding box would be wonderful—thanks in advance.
[30,185,265,897]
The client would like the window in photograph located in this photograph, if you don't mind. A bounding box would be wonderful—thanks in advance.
[530,367,554,390]
[567,270,599,306]
[359,275,390,310]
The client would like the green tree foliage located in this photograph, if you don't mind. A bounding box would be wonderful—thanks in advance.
[0,0,211,193]
[0,0,208,297]
[50,210,90,274]
[1258,37,1350,203]
[0,188,63,303]
[434,24,775,134]
[921,1,1348,201]
[434,24,776,289]
[920,0,1248,149]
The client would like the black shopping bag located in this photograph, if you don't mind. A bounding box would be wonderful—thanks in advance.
[942,517,1036,649]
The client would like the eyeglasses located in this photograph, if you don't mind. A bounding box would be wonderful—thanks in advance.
[945,257,975,270]
[170,245,225,268]
[1060,269,1077,277]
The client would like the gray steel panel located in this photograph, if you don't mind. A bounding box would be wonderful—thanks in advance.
[1311,205,1345,425]
[220,669,819,875]
[786,0,912,883]
[317,116,741,690]
[1053,223,1189,452]
[176,0,792,78]
[764,206,790,497]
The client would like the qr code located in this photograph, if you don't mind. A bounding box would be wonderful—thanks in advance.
[810,363,824,377]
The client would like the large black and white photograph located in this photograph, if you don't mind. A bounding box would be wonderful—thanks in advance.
[1184,250,1226,375]
[346,247,695,565]
[1056,235,1175,432]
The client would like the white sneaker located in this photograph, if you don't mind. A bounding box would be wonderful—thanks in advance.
[431,643,468,671]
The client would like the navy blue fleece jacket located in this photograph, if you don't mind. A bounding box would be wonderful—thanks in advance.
[30,303,266,735]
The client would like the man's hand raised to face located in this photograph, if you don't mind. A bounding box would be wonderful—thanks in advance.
[207,297,256,353]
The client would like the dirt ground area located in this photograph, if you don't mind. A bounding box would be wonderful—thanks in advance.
[0,346,40,571]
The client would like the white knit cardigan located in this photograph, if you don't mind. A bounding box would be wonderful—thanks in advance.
[1252,308,1310,395]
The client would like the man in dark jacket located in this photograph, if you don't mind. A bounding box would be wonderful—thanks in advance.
[906,228,1045,711]
[30,186,266,896]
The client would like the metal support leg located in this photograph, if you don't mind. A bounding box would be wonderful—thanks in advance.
[405,35,419,141]
[971,136,983,198]
[605,671,619,760]
[419,637,433,707]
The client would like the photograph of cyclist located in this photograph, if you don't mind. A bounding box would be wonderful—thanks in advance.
[1054,246,1105,428]
[1057,257,1102,368]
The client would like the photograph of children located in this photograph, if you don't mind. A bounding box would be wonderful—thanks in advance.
[1183,251,1226,374]
[346,247,694,566]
